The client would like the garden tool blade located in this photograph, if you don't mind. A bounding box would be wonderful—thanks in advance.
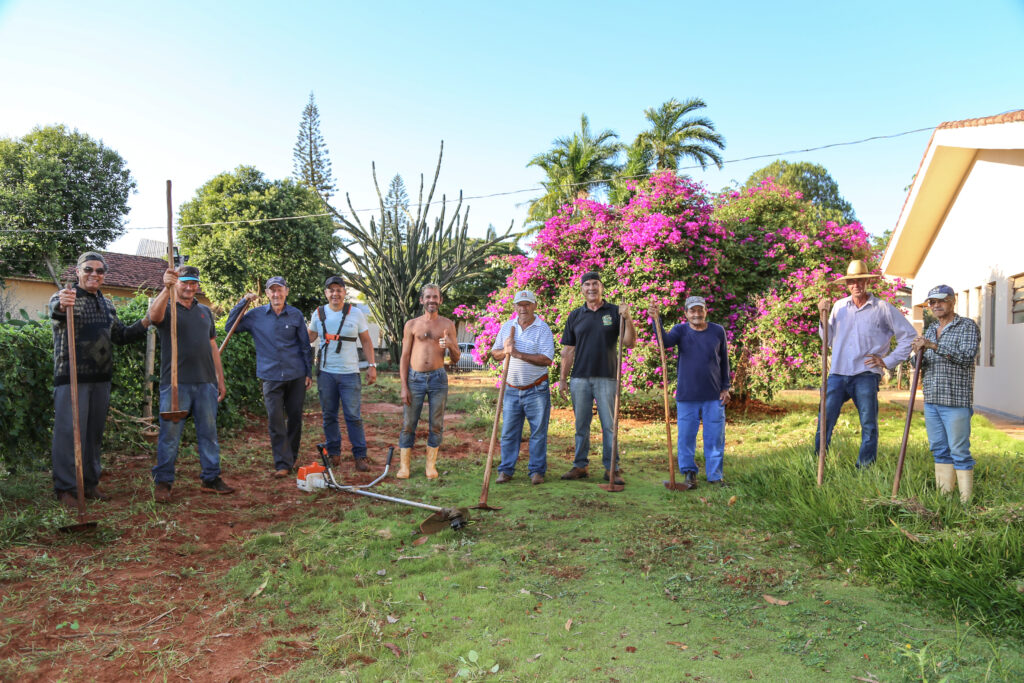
[159,409,189,422]
[419,507,471,534]
[663,480,692,491]
[59,520,98,534]
[598,483,625,492]
[470,501,502,511]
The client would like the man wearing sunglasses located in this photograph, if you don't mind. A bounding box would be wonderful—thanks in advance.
[49,252,153,508]
[911,285,980,502]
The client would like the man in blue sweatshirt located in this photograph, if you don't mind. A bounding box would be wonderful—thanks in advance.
[658,296,731,489]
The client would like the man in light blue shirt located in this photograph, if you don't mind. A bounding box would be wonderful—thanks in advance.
[490,290,555,485]
[308,277,378,472]
[815,260,916,468]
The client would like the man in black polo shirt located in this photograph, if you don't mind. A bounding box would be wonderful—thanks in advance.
[558,271,636,483]
[147,266,235,502]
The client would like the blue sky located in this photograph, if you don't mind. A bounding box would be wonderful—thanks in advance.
[1,0,1022,255]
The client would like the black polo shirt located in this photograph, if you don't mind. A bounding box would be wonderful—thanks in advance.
[156,300,217,385]
[560,301,621,379]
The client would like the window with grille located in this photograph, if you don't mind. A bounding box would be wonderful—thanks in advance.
[1013,274,1024,325]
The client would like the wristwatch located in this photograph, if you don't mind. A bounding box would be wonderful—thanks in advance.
[367,363,377,368]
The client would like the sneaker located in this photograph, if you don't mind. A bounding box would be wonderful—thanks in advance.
[154,482,173,504]
[201,477,235,495]
[560,467,589,480]
[496,472,513,484]
[530,473,544,485]
[84,487,110,501]
[354,458,371,472]
[603,470,625,485]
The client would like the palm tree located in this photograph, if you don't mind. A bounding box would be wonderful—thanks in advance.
[637,97,725,171]
[526,114,621,226]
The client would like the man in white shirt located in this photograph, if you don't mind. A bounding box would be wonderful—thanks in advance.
[490,290,555,485]
[308,277,378,471]
[816,260,916,468]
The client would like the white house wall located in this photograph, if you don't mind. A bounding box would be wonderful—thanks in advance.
[911,149,1024,420]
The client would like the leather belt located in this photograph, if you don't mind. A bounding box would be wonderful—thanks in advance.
[508,375,547,390]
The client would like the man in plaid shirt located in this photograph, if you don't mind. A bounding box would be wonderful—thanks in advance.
[911,284,980,502]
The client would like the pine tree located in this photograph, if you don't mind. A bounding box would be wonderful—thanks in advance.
[292,92,335,198]
[383,173,409,235]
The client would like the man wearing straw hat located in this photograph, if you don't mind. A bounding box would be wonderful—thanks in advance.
[49,251,152,508]
[490,290,555,485]
[816,260,916,468]
[910,285,980,502]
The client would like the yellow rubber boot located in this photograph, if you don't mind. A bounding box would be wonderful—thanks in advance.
[956,468,973,503]
[934,463,956,494]
[425,446,439,480]
[397,448,411,479]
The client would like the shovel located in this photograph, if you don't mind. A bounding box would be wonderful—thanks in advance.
[599,316,626,492]
[59,281,98,533]
[816,305,830,486]
[891,348,924,499]
[652,312,689,491]
[473,327,513,511]
[159,180,188,422]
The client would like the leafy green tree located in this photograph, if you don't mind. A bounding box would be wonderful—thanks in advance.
[636,97,725,171]
[608,139,654,206]
[292,92,335,199]
[526,114,621,227]
[443,230,525,315]
[177,166,340,312]
[742,160,856,224]
[0,125,135,284]
[324,142,515,362]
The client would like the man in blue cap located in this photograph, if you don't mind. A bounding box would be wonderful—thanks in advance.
[911,285,980,502]
[226,276,313,477]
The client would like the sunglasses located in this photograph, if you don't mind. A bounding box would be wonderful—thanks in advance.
[81,266,106,275]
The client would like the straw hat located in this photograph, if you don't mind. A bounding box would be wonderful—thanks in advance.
[836,260,879,282]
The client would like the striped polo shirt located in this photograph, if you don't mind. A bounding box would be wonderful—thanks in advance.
[490,316,555,387]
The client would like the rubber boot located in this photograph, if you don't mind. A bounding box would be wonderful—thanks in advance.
[934,463,956,495]
[956,468,973,503]
[425,446,439,480]
[397,448,411,479]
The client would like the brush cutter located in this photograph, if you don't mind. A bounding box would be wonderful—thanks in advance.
[316,444,470,534]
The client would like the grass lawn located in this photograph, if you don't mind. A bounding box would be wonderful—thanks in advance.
[2,375,1023,681]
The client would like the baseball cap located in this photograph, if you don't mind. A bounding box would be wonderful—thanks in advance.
[581,271,601,285]
[324,276,346,288]
[178,265,201,282]
[926,284,955,300]
[266,276,288,289]
[77,251,107,267]
[513,290,537,304]
[685,296,707,310]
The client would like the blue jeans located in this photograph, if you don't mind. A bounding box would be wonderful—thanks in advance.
[318,371,367,460]
[814,372,880,468]
[153,383,221,484]
[924,403,974,470]
[677,400,726,482]
[399,369,448,448]
[570,377,616,470]
[498,381,551,476]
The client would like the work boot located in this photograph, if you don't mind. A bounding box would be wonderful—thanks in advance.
[934,463,956,494]
[956,469,973,503]
[683,471,698,489]
[330,455,342,467]
[154,482,172,504]
[560,466,589,480]
[604,469,625,485]
[496,472,513,484]
[354,458,370,472]
[397,448,412,479]
[201,477,236,495]
[84,487,110,501]
[530,473,544,485]
[57,491,78,510]
[425,446,440,480]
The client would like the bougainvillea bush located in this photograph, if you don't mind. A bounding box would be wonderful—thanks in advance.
[457,171,881,400]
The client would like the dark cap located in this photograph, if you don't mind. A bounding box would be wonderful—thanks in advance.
[324,276,346,288]
[926,284,955,300]
[77,251,107,267]
[179,265,201,282]
[266,276,288,289]
[581,271,601,285]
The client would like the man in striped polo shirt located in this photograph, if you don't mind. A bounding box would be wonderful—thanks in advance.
[490,290,555,485]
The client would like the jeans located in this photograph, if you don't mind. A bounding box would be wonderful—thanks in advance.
[677,399,726,482]
[318,371,367,460]
[924,403,974,470]
[153,383,221,484]
[263,377,307,471]
[570,377,617,470]
[52,381,111,494]
[814,372,880,468]
[399,369,448,448]
[498,381,551,476]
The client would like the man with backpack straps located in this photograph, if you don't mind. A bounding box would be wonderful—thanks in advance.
[308,276,378,471]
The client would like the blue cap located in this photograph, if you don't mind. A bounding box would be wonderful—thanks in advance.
[266,276,288,289]
[926,284,955,300]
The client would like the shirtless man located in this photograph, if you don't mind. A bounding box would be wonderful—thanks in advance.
[397,284,461,479]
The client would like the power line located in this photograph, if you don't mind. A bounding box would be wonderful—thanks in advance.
[0,123,935,235]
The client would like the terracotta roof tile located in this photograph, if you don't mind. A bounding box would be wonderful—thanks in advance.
[60,252,167,291]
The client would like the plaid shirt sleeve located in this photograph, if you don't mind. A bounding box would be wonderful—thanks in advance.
[920,315,979,407]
